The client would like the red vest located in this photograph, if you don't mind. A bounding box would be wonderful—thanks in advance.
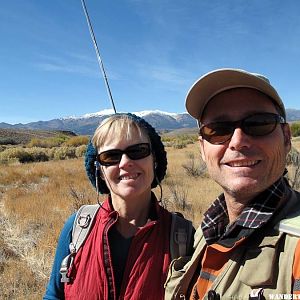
[64,198,172,300]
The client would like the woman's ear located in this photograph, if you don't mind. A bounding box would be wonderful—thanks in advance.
[152,151,157,170]
[94,160,105,181]
[99,166,105,180]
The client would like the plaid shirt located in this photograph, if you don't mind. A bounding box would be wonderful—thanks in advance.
[201,176,287,245]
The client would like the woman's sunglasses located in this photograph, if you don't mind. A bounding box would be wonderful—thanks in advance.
[98,143,151,166]
[199,112,286,145]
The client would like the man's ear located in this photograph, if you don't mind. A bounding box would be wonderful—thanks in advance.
[198,136,206,162]
[282,123,292,152]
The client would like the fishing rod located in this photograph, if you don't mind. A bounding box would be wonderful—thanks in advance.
[80,0,117,113]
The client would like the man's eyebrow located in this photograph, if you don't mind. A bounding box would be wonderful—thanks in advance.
[211,116,230,122]
[204,111,267,123]
[203,115,231,123]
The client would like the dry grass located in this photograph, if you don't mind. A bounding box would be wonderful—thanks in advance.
[293,137,300,152]
[0,141,299,298]
[0,159,100,299]
[160,143,221,224]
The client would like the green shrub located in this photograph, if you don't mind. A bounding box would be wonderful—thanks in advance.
[291,122,300,137]
[46,148,56,160]
[28,136,68,148]
[28,138,47,148]
[0,145,6,152]
[182,153,207,178]
[0,147,51,163]
[0,137,18,145]
[162,134,197,144]
[75,145,87,158]
[162,134,198,149]
[0,147,30,163]
[53,147,76,160]
[173,141,188,149]
[26,147,49,162]
[64,136,89,147]
[0,145,86,163]
[18,153,35,163]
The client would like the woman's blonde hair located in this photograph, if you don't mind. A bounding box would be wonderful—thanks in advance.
[92,114,150,152]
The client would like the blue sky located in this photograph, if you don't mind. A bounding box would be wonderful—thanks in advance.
[1,1,300,124]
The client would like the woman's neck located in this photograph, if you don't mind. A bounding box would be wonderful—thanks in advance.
[111,192,153,238]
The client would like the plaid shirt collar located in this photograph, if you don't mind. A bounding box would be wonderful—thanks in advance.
[201,176,287,245]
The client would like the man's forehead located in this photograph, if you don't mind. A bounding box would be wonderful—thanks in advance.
[200,88,278,121]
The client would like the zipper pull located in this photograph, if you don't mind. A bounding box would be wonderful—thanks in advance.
[249,288,264,299]
[207,290,220,300]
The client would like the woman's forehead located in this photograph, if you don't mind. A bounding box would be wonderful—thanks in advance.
[100,126,149,150]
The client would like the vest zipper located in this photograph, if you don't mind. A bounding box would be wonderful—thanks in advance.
[118,220,157,298]
[103,217,118,300]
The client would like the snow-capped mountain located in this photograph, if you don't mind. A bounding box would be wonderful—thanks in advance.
[0,110,197,135]
[1,108,299,135]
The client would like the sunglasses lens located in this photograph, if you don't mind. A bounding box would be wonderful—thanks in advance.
[243,114,278,136]
[201,123,233,144]
[126,143,151,160]
[98,143,151,166]
[99,150,122,166]
[200,113,283,145]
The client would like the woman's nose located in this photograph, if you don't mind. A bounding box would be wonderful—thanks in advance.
[118,153,133,167]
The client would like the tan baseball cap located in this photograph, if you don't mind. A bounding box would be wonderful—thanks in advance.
[185,68,286,120]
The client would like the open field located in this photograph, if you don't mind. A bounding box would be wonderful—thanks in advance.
[293,136,300,152]
[0,141,299,299]
[0,142,218,299]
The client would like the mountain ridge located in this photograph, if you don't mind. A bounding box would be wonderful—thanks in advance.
[1,108,300,135]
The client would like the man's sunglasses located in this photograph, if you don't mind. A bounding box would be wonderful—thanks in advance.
[199,112,286,145]
[98,143,151,166]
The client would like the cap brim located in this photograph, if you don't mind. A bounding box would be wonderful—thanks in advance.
[185,68,285,120]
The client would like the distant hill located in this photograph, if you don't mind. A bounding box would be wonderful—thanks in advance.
[0,110,198,135]
[286,109,300,122]
[0,109,299,136]
[0,128,76,145]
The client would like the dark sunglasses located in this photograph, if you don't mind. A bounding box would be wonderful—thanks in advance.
[199,112,286,145]
[98,143,151,166]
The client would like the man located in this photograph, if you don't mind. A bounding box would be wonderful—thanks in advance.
[165,69,300,300]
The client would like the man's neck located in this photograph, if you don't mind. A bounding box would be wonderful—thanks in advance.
[224,192,258,224]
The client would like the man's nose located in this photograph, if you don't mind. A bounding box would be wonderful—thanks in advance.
[228,127,251,150]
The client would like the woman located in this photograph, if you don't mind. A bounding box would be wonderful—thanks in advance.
[44,113,191,300]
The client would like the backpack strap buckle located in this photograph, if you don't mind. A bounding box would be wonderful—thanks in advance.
[60,252,76,283]
[170,213,194,259]
[78,214,92,228]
